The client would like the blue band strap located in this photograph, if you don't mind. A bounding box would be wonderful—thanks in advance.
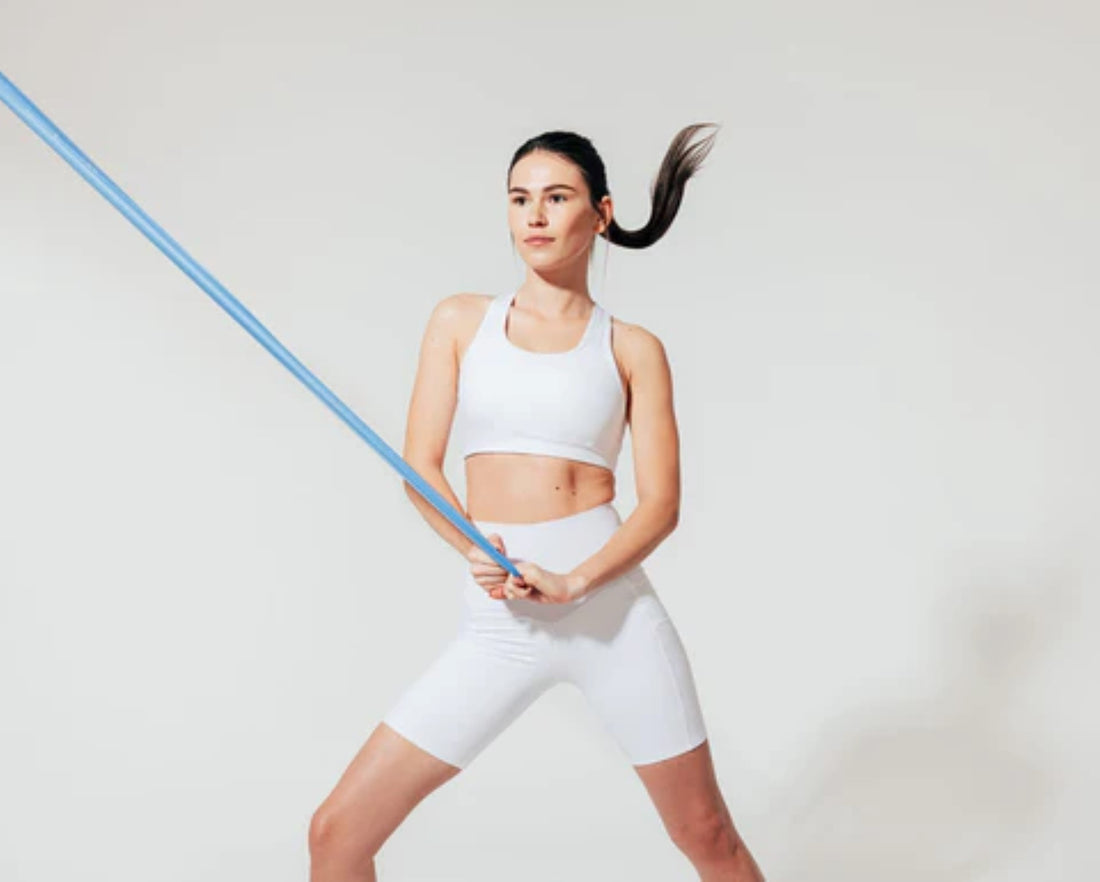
[0,68,520,579]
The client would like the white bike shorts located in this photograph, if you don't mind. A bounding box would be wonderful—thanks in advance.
[381,502,708,769]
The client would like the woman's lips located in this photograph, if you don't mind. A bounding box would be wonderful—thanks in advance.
[525,238,554,245]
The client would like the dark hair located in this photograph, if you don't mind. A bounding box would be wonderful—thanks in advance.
[507,123,719,250]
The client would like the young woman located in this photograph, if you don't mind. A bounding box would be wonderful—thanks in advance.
[308,125,767,882]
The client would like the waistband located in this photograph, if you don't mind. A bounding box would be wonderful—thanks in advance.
[471,500,621,537]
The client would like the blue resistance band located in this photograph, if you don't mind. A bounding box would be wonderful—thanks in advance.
[0,68,521,580]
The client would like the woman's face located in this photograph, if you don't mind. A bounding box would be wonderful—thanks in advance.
[507,150,610,270]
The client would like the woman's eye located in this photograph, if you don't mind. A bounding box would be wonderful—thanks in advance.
[511,195,567,205]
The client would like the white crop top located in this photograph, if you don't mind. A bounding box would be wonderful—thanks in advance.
[455,291,628,471]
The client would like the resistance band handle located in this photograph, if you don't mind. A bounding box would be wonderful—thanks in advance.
[0,68,522,580]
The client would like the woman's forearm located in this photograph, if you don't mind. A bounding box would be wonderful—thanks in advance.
[404,468,474,557]
[566,498,678,598]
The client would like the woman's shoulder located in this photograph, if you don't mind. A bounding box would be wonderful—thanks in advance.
[608,311,668,377]
[603,310,670,392]
[424,291,494,328]
[425,292,496,361]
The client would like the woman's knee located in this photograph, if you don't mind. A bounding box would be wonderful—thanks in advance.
[309,801,382,866]
[667,807,740,862]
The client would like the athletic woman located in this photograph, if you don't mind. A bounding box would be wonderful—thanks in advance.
[308,124,766,882]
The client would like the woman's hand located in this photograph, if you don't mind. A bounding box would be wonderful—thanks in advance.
[466,536,585,604]
[504,561,586,604]
[467,533,526,601]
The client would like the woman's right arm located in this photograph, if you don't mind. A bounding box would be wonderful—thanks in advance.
[400,293,475,557]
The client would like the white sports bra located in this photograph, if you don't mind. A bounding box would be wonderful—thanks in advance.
[455,291,628,471]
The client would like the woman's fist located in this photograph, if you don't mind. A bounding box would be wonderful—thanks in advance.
[466,534,531,600]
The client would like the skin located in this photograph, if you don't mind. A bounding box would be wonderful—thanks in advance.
[308,150,766,881]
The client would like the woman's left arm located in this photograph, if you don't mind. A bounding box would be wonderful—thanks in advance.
[567,324,681,598]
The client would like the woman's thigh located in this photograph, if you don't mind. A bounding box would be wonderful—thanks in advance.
[382,627,556,770]
[311,627,552,860]
[566,581,709,767]
[309,721,462,861]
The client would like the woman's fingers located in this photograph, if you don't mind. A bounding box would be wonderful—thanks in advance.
[502,573,533,600]
[472,535,535,602]
[468,533,513,598]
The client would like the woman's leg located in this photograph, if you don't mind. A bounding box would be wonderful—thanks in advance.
[565,578,765,880]
[310,624,554,879]
[309,722,461,882]
[633,739,766,882]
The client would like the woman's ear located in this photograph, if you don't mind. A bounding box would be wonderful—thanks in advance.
[597,195,614,233]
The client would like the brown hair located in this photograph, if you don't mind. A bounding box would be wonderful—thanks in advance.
[507,123,719,249]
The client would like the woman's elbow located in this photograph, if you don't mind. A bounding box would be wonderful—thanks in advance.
[403,462,443,497]
[644,496,679,531]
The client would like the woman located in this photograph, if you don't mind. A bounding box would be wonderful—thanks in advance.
[308,125,766,882]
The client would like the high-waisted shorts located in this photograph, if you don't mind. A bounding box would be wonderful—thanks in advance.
[381,501,708,769]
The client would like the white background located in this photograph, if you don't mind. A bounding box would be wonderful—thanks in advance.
[1,2,1096,880]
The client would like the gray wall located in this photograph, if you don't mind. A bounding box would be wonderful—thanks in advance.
[2,1,1096,879]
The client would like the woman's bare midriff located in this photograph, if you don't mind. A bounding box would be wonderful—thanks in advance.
[464,453,616,524]
[456,293,624,524]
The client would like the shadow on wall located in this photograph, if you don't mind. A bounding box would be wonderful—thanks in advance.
[769,553,1079,880]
